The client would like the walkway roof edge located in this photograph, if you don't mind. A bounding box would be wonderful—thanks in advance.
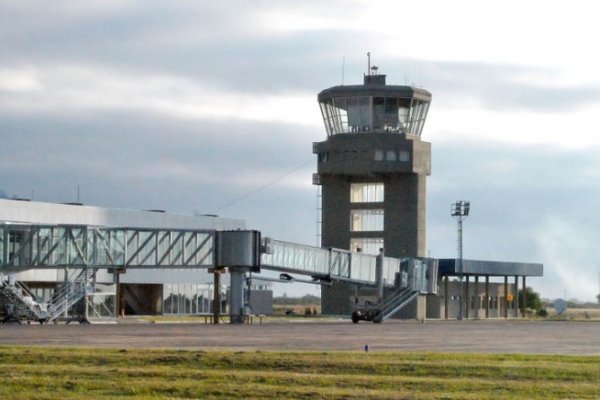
[438,258,543,277]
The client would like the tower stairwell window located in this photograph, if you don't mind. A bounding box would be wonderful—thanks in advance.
[350,183,384,203]
[350,209,384,231]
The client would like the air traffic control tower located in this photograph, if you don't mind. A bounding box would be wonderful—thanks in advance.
[313,70,432,259]
[313,68,432,315]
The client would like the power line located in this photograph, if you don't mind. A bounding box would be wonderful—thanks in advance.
[213,159,313,213]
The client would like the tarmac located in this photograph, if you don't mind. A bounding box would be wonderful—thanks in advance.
[1,319,599,354]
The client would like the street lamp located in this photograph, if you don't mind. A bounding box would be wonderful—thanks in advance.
[451,200,470,320]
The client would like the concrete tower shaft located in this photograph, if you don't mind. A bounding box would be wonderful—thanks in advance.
[313,73,432,258]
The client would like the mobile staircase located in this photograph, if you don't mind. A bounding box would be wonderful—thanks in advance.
[351,286,419,323]
[1,269,91,324]
[0,276,48,323]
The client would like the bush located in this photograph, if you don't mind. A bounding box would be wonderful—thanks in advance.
[518,287,543,312]
[536,308,548,317]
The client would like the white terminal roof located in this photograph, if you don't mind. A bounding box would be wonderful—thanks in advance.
[0,199,245,231]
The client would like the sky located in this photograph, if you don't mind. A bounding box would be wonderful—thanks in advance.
[1,1,600,301]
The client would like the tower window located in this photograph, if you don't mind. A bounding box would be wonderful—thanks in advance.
[350,209,384,232]
[350,183,384,203]
[399,150,410,162]
[318,152,329,163]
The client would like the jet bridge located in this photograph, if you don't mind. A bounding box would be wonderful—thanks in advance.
[0,224,436,323]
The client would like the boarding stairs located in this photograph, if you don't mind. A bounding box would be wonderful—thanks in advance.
[46,269,91,322]
[1,269,92,324]
[372,286,420,322]
[352,286,420,323]
[0,276,48,323]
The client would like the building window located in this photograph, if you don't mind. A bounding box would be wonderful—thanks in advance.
[350,183,384,203]
[350,238,384,255]
[386,151,397,161]
[318,152,329,163]
[350,209,384,231]
[374,150,384,161]
[399,150,410,162]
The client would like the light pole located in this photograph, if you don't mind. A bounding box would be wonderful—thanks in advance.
[451,200,470,320]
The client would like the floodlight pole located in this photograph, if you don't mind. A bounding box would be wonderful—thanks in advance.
[457,214,464,320]
[451,200,470,321]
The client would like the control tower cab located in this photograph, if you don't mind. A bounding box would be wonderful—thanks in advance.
[313,71,432,259]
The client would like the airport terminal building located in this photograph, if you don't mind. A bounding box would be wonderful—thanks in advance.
[0,199,273,318]
[0,67,542,323]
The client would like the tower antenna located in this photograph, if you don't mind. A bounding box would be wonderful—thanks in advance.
[367,52,371,75]
[342,56,345,85]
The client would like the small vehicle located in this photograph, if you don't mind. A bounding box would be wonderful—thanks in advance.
[351,309,382,323]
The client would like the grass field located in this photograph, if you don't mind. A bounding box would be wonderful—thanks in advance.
[0,347,598,399]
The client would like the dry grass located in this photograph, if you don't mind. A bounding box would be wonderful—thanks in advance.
[546,308,600,320]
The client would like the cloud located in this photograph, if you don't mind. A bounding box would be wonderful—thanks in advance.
[0,64,321,126]
[0,1,362,95]
[2,1,600,300]
[0,68,41,92]
[533,217,599,302]
[386,59,600,114]
[0,109,319,213]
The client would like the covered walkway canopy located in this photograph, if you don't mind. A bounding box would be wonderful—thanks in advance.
[437,258,543,319]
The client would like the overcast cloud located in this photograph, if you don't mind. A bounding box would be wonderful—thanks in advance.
[1,1,600,300]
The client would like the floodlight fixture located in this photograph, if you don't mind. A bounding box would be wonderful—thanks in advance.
[451,200,470,217]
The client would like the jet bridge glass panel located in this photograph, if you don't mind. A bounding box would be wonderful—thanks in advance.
[382,257,401,285]
[1,226,215,269]
[260,240,331,276]
[350,252,376,282]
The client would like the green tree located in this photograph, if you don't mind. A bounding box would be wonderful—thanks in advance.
[518,287,542,311]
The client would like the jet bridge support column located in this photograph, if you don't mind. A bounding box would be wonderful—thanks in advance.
[375,250,384,301]
[215,230,261,325]
[229,268,248,324]
[212,268,223,325]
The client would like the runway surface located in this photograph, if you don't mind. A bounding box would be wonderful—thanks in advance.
[1,319,599,354]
